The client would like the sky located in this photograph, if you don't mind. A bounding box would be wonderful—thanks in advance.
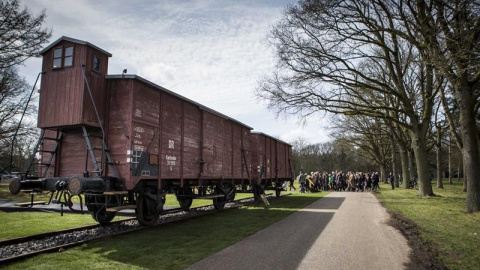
[18,0,331,145]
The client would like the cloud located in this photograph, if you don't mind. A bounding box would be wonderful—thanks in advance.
[18,0,330,144]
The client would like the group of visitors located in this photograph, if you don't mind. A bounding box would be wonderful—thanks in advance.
[291,171,383,193]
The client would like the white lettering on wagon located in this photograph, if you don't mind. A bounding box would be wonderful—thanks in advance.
[168,140,175,149]
[134,126,144,133]
[166,155,176,166]
[134,145,144,151]
[135,109,142,118]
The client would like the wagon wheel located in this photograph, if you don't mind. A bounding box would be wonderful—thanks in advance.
[176,187,193,210]
[85,194,116,225]
[89,205,116,225]
[213,187,226,210]
[136,191,160,226]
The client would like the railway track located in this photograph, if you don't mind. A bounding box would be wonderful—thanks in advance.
[0,193,288,264]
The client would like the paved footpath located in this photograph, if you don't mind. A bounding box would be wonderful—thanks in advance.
[187,192,412,270]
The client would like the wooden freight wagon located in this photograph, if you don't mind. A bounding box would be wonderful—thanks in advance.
[250,132,293,197]
[9,36,256,225]
[104,74,253,210]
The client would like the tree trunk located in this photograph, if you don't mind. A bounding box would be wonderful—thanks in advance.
[411,132,434,196]
[380,164,387,184]
[436,148,444,189]
[448,135,452,185]
[391,133,399,188]
[398,143,410,189]
[408,148,415,187]
[456,82,480,211]
[436,124,444,189]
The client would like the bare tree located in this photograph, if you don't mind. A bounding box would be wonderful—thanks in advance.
[405,0,480,211]
[332,115,392,182]
[0,67,35,140]
[433,102,448,189]
[0,0,51,69]
[0,67,38,172]
[390,128,399,187]
[290,136,375,174]
[257,0,437,196]
[0,0,50,173]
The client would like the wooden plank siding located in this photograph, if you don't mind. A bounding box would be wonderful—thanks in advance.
[105,79,132,187]
[38,40,109,129]
[106,76,253,190]
[250,132,293,182]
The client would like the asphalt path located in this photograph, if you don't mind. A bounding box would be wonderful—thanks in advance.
[187,192,412,270]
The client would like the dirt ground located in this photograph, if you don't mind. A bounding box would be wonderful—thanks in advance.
[387,211,448,270]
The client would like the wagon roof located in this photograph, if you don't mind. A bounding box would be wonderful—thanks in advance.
[106,74,253,130]
[39,36,112,56]
[251,131,292,146]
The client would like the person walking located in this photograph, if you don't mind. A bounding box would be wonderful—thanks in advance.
[389,172,395,190]
[366,173,372,190]
[372,172,380,190]
[289,174,297,191]
[299,172,306,193]
[347,171,355,191]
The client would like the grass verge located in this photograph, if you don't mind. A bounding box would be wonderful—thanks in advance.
[164,192,255,208]
[0,184,52,203]
[0,190,254,241]
[0,184,255,206]
[376,181,480,270]
[0,211,101,240]
[2,191,327,270]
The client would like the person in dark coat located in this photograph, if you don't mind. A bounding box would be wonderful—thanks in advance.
[372,172,380,190]
[289,174,296,191]
[299,172,306,193]
[389,172,395,190]
[366,173,372,190]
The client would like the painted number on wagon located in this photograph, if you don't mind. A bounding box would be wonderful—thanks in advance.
[134,126,144,133]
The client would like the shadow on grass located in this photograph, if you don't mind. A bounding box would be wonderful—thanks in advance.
[77,194,339,270]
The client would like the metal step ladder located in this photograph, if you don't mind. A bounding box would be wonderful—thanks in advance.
[25,129,64,179]
[82,126,118,178]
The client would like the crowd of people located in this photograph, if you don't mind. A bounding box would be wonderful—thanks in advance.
[289,171,383,193]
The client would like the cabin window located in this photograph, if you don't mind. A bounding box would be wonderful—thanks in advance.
[64,47,74,67]
[93,55,100,72]
[52,46,74,68]
[53,48,62,68]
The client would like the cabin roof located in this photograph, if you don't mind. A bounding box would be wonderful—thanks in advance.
[106,74,253,130]
[251,131,292,146]
[40,36,112,57]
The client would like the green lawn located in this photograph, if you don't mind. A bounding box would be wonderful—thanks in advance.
[0,211,102,240]
[376,181,480,270]
[164,192,255,208]
[0,188,256,241]
[2,191,327,270]
[0,184,53,202]
[0,184,255,206]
